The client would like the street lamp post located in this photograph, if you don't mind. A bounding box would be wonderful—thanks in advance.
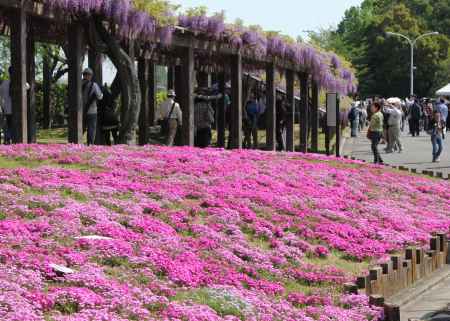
[386,31,439,96]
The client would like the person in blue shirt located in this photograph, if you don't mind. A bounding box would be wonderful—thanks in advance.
[436,98,448,139]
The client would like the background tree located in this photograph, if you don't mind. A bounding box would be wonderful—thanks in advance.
[312,0,450,98]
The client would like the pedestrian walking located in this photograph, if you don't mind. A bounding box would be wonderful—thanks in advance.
[194,90,220,148]
[159,90,182,147]
[428,110,445,163]
[348,102,360,137]
[97,84,119,145]
[436,98,448,139]
[82,68,103,146]
[243,93,260,149]
[367,102,384,164]
[384,103,403,153]
[276,95,287,151]
[409,98,422,137]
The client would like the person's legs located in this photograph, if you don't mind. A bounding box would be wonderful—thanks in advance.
[351,120,358,137]
[435,136,443,161]
[386,127,395,152]
[5,115,12,144]
[251,125,258,149]
[103,129,111,146]
[166,119,178,146]
[86,114,97,146]
[111,129,119,145]
[393,126,402,152]
[371,132,383,164]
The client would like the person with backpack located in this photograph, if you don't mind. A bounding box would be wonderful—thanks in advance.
[97,84,119,145]
[194,90,220,148]
[159,89,182,146]
[409,97,422,137]
[82,68,103,146]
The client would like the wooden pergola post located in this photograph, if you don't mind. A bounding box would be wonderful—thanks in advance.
[266,63,276,151]
[27,25,36,143]
[177,47,194,146]
[138,58,149,145]
[299,72,309,153]
[217,72,226,148]
[89,51,104,145]
[148,62,157,127]
[42,51,51,129]
[10,4,28,144]
[311,82,320,153]
[285,69,295,152]
[230,54,242,149]
[67,21,84,144]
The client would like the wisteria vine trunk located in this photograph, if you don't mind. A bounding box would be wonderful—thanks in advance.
[93,17,141,145]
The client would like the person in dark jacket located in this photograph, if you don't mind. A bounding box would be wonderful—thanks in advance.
[276,95,287,151]
[97,85,119,145]
[409,98,422,137]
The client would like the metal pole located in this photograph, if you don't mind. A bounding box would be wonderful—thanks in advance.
[410,43,414,96]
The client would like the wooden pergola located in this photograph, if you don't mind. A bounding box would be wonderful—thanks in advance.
[0,0,324,153]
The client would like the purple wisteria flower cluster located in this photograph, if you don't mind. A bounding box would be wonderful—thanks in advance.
[42,0,356,94]
[0,144,448,320]
[45,0,174,43]
[178,13,357,94]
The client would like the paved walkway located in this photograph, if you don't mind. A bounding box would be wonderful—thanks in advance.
[344,130,450,177]
[400,273,450,321]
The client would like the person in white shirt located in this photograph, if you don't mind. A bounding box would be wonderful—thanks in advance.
[82,68,103,146]
[384,103,403,153]
[159,89,182,146]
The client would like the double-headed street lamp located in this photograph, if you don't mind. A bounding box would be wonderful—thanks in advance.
[386,31,439,96]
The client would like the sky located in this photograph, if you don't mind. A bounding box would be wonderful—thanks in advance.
[172,0,364,39]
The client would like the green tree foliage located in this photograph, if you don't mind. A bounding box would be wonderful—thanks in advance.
[315,0,450,98]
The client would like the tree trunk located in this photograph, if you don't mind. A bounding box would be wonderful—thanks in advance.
[93,18,141,145]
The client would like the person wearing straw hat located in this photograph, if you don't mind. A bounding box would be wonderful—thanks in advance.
[159,89,182,146]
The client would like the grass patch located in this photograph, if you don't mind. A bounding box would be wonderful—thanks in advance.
[303,249,369,275]
[61,189,89,202]
[173,288,251,319]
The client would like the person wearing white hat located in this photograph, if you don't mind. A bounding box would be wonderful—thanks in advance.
[159,89,182,146]
[82,68,103,145]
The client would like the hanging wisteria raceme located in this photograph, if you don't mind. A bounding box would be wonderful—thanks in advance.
[178,12,357,95]
[43,0,356,94]
[45,0,170,41]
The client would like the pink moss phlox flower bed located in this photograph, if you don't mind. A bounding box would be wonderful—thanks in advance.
[0,144,449,320]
